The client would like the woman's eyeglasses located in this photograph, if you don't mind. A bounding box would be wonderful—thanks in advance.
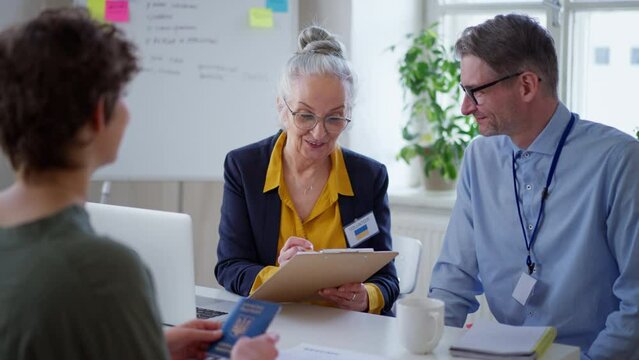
[283,99,351,134]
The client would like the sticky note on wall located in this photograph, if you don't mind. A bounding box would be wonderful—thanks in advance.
[249,8,273,28]
[87,0,106,21]
[105,0,130,23]
[266,0,288,13]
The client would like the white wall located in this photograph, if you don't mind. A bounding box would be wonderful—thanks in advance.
[298,0,352,147]
[0,0,23,29]
[0,0,22,190]
[0,0,71,28]
[0,0,72,190]
[298,1,424,189]
[299,0,351,53]
[0,156,12,191]
[349,0,423,189]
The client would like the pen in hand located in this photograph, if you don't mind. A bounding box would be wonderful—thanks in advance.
[278,236,314,266]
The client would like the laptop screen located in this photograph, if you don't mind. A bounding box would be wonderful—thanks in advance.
[85,202,197,326]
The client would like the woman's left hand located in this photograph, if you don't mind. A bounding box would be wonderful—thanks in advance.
[318,282,369,312]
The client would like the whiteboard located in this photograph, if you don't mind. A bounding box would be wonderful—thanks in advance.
[82,0,297,180]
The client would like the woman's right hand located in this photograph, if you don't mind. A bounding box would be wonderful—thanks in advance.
[277,236,314,266]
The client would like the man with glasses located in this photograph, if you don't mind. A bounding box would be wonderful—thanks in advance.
[215,25,399,316]
[429,14,639,358]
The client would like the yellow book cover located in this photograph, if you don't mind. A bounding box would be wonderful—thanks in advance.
[450,320,558,359]
[534,326,557,358]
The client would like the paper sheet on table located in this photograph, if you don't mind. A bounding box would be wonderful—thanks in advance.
[278,343,389,360]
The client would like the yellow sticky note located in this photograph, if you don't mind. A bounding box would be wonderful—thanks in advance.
[249,7,273,28]
[87,0,106,21]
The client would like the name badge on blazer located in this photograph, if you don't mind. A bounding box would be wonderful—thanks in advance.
[344,211,380,247]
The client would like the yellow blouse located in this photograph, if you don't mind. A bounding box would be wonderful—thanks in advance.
[249,132,384,314]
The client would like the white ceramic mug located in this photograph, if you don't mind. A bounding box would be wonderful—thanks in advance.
[397,297,445,354]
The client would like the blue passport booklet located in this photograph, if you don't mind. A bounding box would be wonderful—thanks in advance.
[207,298,281,358]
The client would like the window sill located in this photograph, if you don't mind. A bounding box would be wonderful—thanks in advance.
[388,186,456,216]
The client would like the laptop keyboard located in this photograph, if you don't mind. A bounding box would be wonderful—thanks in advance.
[196,307,227,319]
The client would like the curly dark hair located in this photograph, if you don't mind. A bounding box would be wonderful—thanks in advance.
[0,7,139,173]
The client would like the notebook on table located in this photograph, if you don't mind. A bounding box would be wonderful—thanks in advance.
[449,320,557,359]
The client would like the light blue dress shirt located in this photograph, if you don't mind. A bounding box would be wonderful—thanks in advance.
[429,103,639,359]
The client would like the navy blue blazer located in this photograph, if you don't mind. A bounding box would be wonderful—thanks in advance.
[215,132,399,315]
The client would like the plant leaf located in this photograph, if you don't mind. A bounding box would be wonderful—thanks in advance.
[395,23,478,181]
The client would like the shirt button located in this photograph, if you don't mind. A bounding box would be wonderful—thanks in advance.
[528,311,534,316]
[523,152,530,158]
[526,184,532,190]
[528,224,534,230]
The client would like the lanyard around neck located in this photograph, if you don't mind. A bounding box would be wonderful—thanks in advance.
[512,114,576,275]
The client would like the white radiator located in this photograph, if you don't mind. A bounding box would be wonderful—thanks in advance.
[392,211,495,322]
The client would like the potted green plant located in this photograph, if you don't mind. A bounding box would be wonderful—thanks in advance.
[393,24,478,191]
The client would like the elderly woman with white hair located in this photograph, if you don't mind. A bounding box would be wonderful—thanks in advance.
[215,26,399,316]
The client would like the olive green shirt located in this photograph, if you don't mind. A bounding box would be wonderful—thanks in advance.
[0,205,169,359]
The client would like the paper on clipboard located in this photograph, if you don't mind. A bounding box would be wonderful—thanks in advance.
[249,249,398,303]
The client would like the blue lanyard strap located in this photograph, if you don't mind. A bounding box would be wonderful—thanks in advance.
[512,114,576,275]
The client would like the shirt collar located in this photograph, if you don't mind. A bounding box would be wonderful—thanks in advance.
[329,144,354,197]
[263,132,354,197]
[263,132,286,193]
[510,102,573,155]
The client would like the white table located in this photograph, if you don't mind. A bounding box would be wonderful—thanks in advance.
[196,286,580,360]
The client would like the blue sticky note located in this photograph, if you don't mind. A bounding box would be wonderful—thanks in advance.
[207,298,281,358]
[266,0,288,13]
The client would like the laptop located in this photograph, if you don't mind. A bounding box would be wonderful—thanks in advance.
[85,202,236,326]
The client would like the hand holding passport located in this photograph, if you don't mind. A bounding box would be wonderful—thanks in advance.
[207,298,281,358]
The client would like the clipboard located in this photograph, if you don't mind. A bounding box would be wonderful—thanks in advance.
[249,249,398,303]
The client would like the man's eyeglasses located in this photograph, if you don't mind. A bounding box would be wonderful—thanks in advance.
[460,72,523,105]
[283,99,351,134]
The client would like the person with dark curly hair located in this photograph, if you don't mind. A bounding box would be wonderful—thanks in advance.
[0,7,278,360]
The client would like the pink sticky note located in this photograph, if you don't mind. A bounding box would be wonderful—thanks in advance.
[105,1,129,23]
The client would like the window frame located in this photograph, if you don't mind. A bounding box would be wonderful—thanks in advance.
[424,0,639,113]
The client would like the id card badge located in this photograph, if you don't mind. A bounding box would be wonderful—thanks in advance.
[344,211,380,247]
[512,272,537,306]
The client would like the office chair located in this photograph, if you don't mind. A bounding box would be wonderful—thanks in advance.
[393,235,423,296]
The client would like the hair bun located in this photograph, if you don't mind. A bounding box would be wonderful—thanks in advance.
[297,25,345,59]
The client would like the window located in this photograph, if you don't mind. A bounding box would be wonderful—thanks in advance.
[594,47,610,65]
[631,47,639,65]
[569,8,639,135]
[425,0,639,136]
[346,1,638,191]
